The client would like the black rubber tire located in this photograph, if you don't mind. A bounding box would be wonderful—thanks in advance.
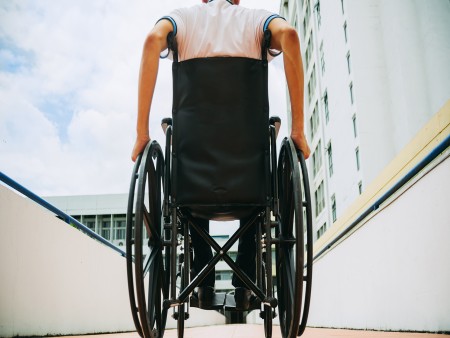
[126,153,144,337]
[297,145,313,336]
[276,138,305,338]
[127,141,168,338]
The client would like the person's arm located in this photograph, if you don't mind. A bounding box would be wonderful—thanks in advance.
[268,18,311,159]
[131,19,174,162]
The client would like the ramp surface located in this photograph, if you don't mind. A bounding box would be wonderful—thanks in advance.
[62,325,448,338]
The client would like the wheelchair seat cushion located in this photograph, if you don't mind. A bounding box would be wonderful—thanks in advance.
[171,57,270,220]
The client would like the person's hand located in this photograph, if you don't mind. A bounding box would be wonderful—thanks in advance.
[291,131,311,160]
[131,135,150,162]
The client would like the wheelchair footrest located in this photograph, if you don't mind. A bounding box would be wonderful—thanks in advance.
[190,292,227,310]
[189,292,262,312]
[224,294,261,312]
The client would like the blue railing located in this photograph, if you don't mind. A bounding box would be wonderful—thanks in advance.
[314,133,450,261]
[0,172,126,257]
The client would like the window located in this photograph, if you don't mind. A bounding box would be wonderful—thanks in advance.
[312,140,322,177]
[352,114,357,137]
[323,91,329,123]
[358,181,363,195]
[355,147,360,171]
[228,252,237,261]
[314,181,325,217]
[346,52,351,74]
[315,1,321,28]
[101,220,111,240]
[114,219,126,240]
[86,221,95,230]
[316,223,327,240]
[331,194,337,222]
[310,102,319,140]
[84,216,96,231]
[302,17,307,38]
[212,235,229,241]
[327,142,333,176]
[305,33,314,70]
[308,65,316,103]
[215,271,232,281]
[349,82,354,104]
[320,42,325,74]
[343,21,348,43]
[305,0,311,23]
[115,228,125,241]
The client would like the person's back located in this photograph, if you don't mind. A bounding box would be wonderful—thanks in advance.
[167,0,278,61]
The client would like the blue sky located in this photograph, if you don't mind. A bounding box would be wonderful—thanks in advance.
[0,0,288,196]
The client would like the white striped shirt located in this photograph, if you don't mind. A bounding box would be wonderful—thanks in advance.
[160,0,282,61]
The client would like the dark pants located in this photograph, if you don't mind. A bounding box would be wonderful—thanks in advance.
[190,216,257,288]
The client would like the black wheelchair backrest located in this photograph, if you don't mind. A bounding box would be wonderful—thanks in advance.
[167,30,273,220]
[171,56,270,220]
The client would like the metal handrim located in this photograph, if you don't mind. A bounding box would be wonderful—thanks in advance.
[134,141,167,338]
[277,138,304,338]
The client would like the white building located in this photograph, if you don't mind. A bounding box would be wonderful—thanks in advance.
[280,0,450,242]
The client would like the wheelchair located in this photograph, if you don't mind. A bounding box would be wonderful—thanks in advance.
[126,31,313,338]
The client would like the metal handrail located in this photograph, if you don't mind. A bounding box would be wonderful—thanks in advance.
[313,133,450,262]
[0,172,126,257]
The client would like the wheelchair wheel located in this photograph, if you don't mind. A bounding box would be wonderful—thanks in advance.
[126,141,168,338]
[276,138,313,338]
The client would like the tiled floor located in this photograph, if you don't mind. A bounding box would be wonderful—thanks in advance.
[66,325,448,338]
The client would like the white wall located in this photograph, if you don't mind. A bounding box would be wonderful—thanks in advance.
[0,185,135,337]
[308,155,450,332]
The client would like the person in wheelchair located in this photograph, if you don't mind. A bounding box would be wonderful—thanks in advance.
[131,0,310,311]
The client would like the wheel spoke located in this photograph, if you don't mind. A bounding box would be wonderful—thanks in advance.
[143,245,160,278]
[143,206,161,242]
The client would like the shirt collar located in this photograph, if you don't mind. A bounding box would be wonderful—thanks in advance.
[208,0,234,5]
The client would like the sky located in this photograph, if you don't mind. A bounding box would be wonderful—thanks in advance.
[0,0,289,197]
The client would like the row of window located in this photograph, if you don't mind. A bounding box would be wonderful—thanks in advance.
[73,214,127,241]
[310,116,359,180]
[316,222,326,240]
[309,93,327,141]
[314,185,337,220]
[303,0,364,236]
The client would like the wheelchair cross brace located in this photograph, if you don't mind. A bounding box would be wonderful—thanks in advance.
[162,209,278,310]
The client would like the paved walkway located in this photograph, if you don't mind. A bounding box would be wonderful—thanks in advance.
[66,325,448,338]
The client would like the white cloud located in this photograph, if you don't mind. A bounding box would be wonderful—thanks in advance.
[0,0,287,197]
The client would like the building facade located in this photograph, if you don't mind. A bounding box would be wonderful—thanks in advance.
[280,0,450,242]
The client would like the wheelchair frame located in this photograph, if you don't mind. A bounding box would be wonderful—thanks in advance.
[126,31,313,338]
